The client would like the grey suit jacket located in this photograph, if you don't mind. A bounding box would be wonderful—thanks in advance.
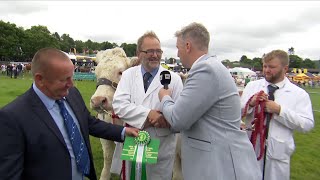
[161,55,262,180]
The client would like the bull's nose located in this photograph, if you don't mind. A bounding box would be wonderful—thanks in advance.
[91,96,108,109]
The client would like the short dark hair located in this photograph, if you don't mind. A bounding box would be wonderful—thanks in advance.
[31,48,70,76]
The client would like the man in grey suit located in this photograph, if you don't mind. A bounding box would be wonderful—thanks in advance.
[152,22,262,179]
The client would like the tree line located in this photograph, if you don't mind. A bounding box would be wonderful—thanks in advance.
[0,20,137,62]
[0,20,318,69]
[222,47,318,69]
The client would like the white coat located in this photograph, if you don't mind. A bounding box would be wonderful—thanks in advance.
[112,65,183,180]
[241,77,314,180]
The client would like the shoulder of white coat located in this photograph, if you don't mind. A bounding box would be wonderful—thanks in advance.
[123,65,140,76]
[285,80,309,96]
[247,78,264,87]
[170,71,181,79]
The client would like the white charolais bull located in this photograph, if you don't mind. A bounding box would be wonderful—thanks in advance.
[91,47,183,180]
[90,47,139,180]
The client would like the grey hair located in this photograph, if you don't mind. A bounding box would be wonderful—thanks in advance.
[136,31,160,53]
[175,22,210,51]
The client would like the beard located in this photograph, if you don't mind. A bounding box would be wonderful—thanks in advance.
[143,57,160,71]
[264,69,285,84]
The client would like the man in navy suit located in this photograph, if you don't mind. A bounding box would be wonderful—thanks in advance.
[0,48,139,180]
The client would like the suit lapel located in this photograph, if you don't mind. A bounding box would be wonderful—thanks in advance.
[28,88,67,147]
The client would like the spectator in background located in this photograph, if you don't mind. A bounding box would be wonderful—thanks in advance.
[241,49,314,180]
[17,63,23,76]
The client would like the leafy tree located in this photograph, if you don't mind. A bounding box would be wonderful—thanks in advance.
[239,55,252,67]
[52,32,61,41]
[0,20,26,60]
[60,34,75,52]
[252,57,262,69]
[75,40,85,53]
[288,47,295,55]
[120,43,137,57]
[289,55,303,68]
[23,25,60,58]
[101,41,117,50]
[302,58,316,68]
[221,59,233,68]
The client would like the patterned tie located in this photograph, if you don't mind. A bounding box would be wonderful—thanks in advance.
[267,84,279,101]
[143,72,152,92]
[56,99,90,175]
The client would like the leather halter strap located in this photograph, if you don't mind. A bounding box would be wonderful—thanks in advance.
[96,78,118,90]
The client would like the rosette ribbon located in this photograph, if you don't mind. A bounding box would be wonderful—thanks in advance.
[130,131,150,180]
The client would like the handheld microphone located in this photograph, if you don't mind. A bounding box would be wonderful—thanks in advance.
[160,71,171,89]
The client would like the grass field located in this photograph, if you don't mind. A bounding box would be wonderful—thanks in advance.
[0,73,319,179]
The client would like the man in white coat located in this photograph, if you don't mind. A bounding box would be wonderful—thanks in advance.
[240,49,314,180]
[112,31,183,180]
[156,22,261,180]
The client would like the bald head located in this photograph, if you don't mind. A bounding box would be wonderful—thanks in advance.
[31,48,71,77]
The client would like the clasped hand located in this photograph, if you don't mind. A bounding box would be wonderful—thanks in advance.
[147,110,170,128]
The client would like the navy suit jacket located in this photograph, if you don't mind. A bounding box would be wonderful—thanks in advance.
[0,86,124,180]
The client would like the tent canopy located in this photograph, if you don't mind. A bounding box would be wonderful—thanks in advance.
[229,67,256,77]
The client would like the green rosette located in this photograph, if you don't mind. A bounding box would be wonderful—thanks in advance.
[134,131,151,145]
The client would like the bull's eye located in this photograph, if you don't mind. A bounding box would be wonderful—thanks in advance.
[119,71,122,75]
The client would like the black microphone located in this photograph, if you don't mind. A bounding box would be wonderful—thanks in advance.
[160,70,171,89]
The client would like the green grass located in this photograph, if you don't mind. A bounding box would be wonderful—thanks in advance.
[1,74,319,179]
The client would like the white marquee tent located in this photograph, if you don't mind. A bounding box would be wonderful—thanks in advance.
[229,67,256,78]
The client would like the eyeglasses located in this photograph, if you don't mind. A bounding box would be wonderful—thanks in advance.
[140,49,163,56]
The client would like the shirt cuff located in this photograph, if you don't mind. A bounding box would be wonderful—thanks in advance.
[121,127,126,141]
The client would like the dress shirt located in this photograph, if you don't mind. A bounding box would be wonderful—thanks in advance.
[141,66,159,88]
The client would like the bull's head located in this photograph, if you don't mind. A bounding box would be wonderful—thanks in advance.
[90,47,139,114]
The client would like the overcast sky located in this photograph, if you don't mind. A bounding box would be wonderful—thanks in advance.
[1,1,320,61]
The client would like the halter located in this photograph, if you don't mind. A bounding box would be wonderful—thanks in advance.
[96,78,118,90]
[95,57,130,90]
[99,105,120,121]
[94,57,130,121]
[242,90,269,160]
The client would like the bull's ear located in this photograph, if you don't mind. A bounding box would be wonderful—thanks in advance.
[113,47,127,58]
[128,57,140,67]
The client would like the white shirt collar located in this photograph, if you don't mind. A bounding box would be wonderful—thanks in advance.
[265,77,287,89]
[191,54,206,68]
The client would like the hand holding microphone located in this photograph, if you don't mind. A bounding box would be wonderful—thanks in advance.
[159,70,172,101]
